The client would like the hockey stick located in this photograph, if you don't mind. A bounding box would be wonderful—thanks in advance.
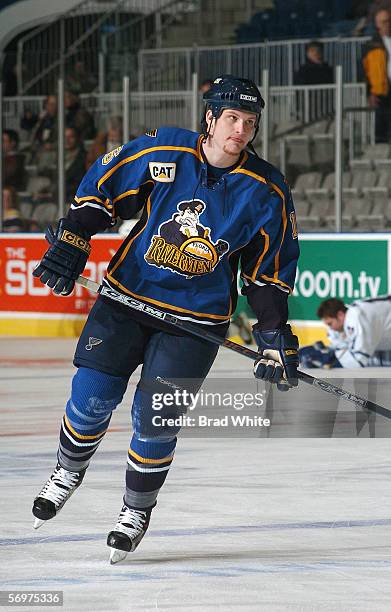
[76,276,391,420]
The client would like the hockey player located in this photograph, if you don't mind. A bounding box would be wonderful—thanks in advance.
[300,297,391,368]
[31,75,300,563]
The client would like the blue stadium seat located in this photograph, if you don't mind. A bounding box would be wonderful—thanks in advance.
[235,24,262,44]
[237,1,355,42]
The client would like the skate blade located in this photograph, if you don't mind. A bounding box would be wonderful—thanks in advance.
[33,518,45,530]
[109,548,128,565]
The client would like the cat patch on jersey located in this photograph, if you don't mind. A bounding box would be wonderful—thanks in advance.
[144,199,229,277]
[145,129,158,137]
[149,162,176,182]
[102,146,123,165]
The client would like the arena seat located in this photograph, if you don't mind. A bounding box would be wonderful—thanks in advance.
[292,171,322,199]
[31,203,58,228]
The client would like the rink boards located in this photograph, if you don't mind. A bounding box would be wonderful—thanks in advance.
[0,233,390,348]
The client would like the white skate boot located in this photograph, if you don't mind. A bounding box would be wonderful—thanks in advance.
[107,503,152,564]
[32,464,85,529]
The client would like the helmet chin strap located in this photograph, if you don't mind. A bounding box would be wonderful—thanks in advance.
[249,122,260,144]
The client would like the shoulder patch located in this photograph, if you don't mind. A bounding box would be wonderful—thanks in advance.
[145,129,158,138]
[102,145,123,166]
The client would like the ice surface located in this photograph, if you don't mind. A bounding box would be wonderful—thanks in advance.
[1,339,391,611]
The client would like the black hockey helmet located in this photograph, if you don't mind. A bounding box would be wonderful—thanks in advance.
[201,74,265,140]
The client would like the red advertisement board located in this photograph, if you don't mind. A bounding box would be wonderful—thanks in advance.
[0,234,123,335]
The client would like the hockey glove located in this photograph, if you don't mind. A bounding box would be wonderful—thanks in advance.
[253,325,299,391]
[299,342,342,369]
[33,218,91,295]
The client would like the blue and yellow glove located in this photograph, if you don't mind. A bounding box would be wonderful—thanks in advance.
[253,324,299,391]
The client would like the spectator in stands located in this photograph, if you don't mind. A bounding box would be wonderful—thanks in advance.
[34,127,86,206]
[31,95,58,150]
[362,8,391,142]
[3,217,27,232]
[20,108,39,137]
[66,60,97,95]
[86,116,123,169]
[2,186,28,231]
[294,41,334,121]
[2,129,27,190]
[64,127,86,201]
[352,1,391,34]
[29,95,58,170]
[65,89,95,141]
[294,41,334,86]
[368,0,391,25]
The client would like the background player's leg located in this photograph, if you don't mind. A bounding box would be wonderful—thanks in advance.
[108,328,223,562]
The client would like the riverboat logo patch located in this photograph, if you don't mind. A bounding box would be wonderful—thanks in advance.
[145,199,229,277]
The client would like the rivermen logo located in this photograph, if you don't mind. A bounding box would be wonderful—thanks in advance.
[145,199,229,277]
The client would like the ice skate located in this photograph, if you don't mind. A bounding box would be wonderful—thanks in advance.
[32,464,85,529]
[107,503,152,564]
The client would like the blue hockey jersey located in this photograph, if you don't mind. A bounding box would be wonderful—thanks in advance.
[69,127,299,325]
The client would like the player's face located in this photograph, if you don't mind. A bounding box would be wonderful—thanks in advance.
[322,311,345,332]
[207,109,257,157]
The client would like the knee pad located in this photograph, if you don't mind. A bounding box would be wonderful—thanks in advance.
[70,367,128,419]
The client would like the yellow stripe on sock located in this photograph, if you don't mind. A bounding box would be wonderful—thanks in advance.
[64,415,108,441]
[128,448,174,464]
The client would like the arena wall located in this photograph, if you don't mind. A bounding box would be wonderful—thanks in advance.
[0,233,389,343]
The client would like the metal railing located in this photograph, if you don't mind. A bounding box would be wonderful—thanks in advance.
[0,74,381,234]
[139,36,370,91]
[2,82,368,143]
[16,0,182,95]
[17,0,108,95]
[15,0,275,96]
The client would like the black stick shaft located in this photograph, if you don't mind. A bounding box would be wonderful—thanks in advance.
[76,276,391,419]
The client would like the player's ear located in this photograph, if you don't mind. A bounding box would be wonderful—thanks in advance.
[205,110,215,135]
